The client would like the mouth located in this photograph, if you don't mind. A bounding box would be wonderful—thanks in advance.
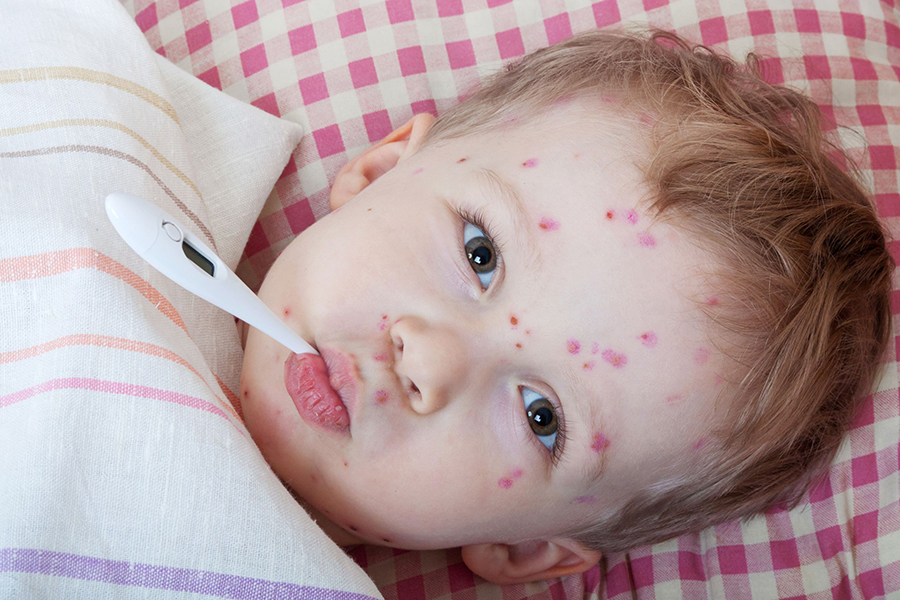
[283,347,358,435]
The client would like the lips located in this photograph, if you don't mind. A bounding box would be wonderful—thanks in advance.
[283,349,357,434]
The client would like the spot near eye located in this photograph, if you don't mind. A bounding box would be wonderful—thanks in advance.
[539,217,560,231]
[591,432,611,452]
[602,349,627,368]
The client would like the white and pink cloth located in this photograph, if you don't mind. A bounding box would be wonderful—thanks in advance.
[0,0,380,597]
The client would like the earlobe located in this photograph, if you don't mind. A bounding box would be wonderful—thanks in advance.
[329,112,435,211]
[461,538,601,585]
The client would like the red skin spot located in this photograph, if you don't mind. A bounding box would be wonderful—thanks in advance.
[412,167,424,175]
[601,349,627,368]
[574,495,597,504]
[456,157,467,163]
[283,307,291,317]
[637,232,656,247]
[310,474,318,483]
[639,112,656,127]
[566,339,581,354]
[510,315,518,328]
[374,390,389,404]
[344,461,349,467]
[707,296,720,306]
[591,432,611,452]
[243,389,249,398]
[349,525,359,532]
[666,394,684,405]
[372,352,390,362]
[525,330,531,335]
[583,361,595,371]
[538,217,560,231]
[591,342,599,354]
[378,315,389,331]
[522,158,539,168]
[498,468,524,489]
[515,343,522,349]
[601,95,615,103]
[625,209,639,224]
[693,438,708,450]
[638,331,658,347]
[605,210,615,220]
[694,348,711,365]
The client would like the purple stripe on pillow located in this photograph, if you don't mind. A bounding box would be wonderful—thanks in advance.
[1,548,380,600]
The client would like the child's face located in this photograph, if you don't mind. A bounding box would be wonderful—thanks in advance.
[240,104,722,552]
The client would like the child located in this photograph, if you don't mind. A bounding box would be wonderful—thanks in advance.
[237,27,893,584]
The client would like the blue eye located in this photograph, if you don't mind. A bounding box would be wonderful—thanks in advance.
[463,221,497,289]
[522,387,558,451]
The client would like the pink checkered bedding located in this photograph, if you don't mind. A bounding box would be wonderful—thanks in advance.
[120,0,900,597]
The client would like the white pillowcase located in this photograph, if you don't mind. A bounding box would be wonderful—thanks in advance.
[0,0,381,597]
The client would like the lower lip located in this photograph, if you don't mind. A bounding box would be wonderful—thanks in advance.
[284,352,351,434]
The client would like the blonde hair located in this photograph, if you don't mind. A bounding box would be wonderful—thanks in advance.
[420,27,894,552]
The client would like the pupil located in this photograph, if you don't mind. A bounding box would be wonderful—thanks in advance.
[535,407,552,425]
[471,244,491,265]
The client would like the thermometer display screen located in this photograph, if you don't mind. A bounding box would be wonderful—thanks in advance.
[182,240,215,277]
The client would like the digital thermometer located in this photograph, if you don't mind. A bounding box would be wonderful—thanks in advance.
[105,192,318,356]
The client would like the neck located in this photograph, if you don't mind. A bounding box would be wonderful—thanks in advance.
[284,483,364,547]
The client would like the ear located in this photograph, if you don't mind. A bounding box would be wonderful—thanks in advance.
[460,538,602,585]
[329,112,435,211]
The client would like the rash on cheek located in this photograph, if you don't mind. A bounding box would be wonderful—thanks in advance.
[498,468,524,489]
[638,331,658,347]
[694,347,711,365]
[637,232,656,247]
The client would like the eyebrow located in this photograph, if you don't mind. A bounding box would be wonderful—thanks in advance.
[473,167,543,272]
[560,360,610,484]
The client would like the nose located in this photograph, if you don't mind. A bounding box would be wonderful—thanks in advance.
[389,316,471,415]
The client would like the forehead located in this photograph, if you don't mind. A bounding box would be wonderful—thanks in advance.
[421,105,724,498]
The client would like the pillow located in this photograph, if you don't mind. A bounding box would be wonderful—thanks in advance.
[0,0,381,597]
[123,0,900,598]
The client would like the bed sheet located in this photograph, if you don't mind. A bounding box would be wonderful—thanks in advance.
[119,0,900,597]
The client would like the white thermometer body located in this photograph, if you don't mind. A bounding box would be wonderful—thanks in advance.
[105,192,317,356]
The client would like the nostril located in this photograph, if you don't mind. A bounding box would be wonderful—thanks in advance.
[409,381,419,395]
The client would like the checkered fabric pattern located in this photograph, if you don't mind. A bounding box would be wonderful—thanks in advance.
[119,0,900,597]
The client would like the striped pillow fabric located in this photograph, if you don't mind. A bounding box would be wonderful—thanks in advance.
[0,0,382,598]
[120,0,900,598]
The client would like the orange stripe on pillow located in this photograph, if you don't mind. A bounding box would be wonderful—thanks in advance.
[0,67,179,125]
[214,373,243,420]
[0,119,202,200]
[0,248,187,334]
[0,145,215,250]
[0,334,242,423]
[0,377,245,436]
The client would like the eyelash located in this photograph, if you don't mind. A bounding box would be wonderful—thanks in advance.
[454,205,567,465]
